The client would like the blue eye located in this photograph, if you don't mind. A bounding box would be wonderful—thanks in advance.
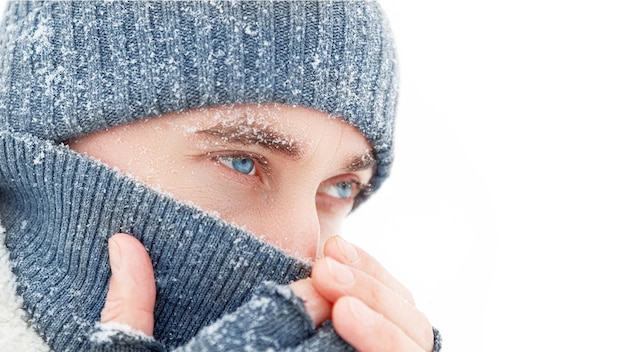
[319,181,359,200]
[219,157,256,175]
[334,182,354,199]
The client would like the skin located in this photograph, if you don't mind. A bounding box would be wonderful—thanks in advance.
[69,104,434,351]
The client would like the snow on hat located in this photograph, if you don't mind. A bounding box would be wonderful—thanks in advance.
[0,0,398,199]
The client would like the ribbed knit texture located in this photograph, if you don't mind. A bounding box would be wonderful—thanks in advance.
[0,131,313,350]
[0,0,397,197]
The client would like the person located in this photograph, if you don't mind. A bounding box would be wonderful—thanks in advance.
[0,1,441,351]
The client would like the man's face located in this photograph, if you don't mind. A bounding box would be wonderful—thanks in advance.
[68,104,374,262]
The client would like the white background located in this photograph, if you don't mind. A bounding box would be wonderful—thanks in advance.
[2,1,626,351]
[349,1,626,351]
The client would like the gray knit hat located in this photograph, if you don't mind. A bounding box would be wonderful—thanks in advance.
[0,0,398,199]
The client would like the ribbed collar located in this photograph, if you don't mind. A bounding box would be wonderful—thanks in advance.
[0,130,310,351]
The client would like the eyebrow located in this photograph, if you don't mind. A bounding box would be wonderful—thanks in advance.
[344,152,376,173]
[197,122,304,159]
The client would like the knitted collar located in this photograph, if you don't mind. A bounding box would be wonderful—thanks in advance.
[0,130,311,350]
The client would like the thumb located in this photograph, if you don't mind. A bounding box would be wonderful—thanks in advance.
[101,233,156,336]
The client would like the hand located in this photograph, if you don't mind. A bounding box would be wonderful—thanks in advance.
[294,236,435,352]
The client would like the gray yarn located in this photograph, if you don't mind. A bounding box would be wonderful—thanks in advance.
[0,0,398,197]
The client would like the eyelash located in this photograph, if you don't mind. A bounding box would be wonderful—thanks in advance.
[209,152,269,177]
[318,178,371,201]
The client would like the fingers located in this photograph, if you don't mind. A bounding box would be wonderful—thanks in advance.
[289,278,332,327]
[332,297,426,352]
[100,233,156,336]
[323,236,414,305]
[311,257,434,350]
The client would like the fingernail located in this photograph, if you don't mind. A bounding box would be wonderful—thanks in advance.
[348,298,376,327]
[327,258,354,285]
[336,236,359,263]
[108,237,122,274]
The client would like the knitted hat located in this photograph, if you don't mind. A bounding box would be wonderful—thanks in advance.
[0,0,398,200]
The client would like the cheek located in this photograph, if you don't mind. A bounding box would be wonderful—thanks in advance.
[69,133,155,181]
[161,164,260,217]
[316,198,352,239]
[68,124,177,182]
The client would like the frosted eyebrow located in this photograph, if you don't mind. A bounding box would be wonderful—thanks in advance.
[344,151,376,172]
[197,123,304,159]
